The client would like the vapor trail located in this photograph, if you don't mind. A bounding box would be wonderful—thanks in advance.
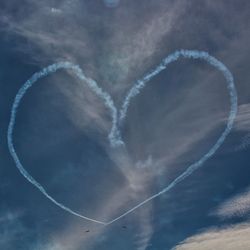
[8,50,237,225]
[7,62,121,225]
[108,50,237,224]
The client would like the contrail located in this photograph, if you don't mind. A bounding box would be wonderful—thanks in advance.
[7,62,121,225]
[107,50,238,224]
[119,50,237,124]
[7,50,237,225]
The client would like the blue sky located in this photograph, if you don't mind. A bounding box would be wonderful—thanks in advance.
[0,0,250,249]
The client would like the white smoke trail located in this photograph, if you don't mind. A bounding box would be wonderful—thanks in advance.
[7,62,122,225]
[7,50,237,225]
[107,50,237,224]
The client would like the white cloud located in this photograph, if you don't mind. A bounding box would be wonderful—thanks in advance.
[212,187,250,220]
[229,104,250,151]
[172,223,250,250]
[234,104,250,132]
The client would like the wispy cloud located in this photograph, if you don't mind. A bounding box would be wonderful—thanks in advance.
[234,104,250,132]
[0,209,30,249]
[211,187,250,220]
[230,104,250,151]
[0,0,187,91]
[172,223,250,250]
[174,181,250,249]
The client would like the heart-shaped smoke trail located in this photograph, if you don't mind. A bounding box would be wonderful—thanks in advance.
[7,50,237,225]
[7,62,121,225]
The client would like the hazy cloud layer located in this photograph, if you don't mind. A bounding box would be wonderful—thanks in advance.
[172,223,250,250]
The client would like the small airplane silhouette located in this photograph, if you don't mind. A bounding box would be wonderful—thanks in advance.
[122,226,127,229]
[85,230,90,233]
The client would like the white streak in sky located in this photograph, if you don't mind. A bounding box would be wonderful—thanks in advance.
[7,50,237,225]
[7,62,121,225]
